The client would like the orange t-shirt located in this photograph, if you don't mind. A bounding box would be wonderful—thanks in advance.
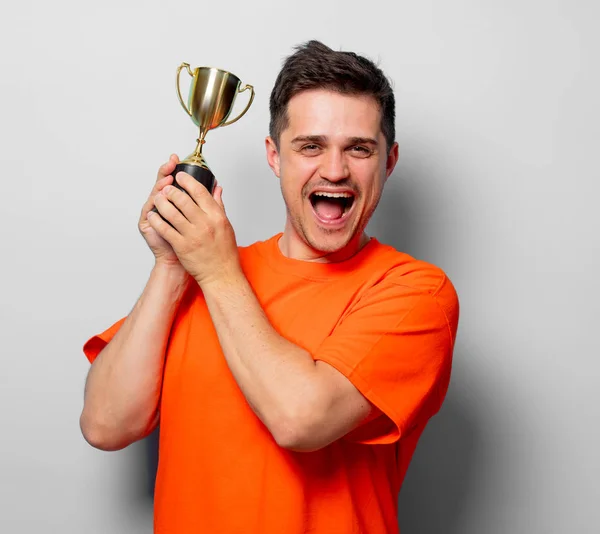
[83,233,459,533]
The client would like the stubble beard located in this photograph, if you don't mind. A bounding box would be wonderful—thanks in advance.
[281,177,384,255]
[286,197,379,255]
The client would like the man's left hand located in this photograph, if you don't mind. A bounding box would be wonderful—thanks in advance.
[147,171,241,287]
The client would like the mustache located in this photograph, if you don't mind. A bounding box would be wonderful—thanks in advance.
[302,180,359,196]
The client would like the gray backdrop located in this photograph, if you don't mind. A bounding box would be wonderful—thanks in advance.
[2,0,598,532]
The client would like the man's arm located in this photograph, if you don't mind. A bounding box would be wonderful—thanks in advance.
[201,273,380,452]
[80,264,188,451]
[81,154,190,451]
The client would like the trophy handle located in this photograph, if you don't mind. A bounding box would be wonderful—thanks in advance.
[176,63,194,117]
[221,84,255,127]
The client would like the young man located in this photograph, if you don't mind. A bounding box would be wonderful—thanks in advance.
[80,40,459,533]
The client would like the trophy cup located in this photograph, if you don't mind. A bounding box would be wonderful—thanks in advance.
[153,63,254,213]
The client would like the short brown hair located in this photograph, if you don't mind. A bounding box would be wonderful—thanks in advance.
[269,40,396,151]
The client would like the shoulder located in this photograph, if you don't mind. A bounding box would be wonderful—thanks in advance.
[237,235,275,259]
[361,240,459,326]
[366,240,455,295]
[237,236,272,275]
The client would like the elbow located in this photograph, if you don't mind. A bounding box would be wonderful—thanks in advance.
[270,398,329,453]
[274,432,323,453]
[79,413,127,451]
[79,409,157,452]
[271,420,304,451]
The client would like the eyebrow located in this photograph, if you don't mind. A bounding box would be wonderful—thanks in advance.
[290,135,327,144]
[290,135,379,146]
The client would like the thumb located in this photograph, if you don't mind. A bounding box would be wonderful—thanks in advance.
[213,185,225,210]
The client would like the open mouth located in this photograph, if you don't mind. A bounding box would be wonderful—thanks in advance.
[309,191,355,223]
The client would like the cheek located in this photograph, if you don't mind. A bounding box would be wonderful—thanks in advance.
[293,157,320,179]
[352,163,384,198]
[279,175,305,210]
[280,159,319,194]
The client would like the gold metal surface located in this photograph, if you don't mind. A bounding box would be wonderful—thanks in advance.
[176,63,194,118]
[175,62,254,169]
[182,141,210,169]
[221,84,255,127]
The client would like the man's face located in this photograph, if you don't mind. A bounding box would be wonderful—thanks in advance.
[266,89,398,258]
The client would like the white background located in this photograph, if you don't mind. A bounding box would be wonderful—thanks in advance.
[2,1,599,532]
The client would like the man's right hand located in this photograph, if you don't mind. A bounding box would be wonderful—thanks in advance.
[138,154,185,271]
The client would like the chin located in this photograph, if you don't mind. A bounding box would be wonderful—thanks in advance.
[304,227,358,254]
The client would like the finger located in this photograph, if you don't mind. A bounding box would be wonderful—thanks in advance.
[153,175,174,196]
[153,192,190,234]
[162,184,203,223]
[147,210,181,245]
[141,175,174,218]
[156,154,180,181]
[176,172,216,212]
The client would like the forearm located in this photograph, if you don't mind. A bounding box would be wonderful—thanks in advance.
[200,272,321,447]
[81,263,189,449]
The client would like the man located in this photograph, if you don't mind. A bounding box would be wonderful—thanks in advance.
[80,40,459,533]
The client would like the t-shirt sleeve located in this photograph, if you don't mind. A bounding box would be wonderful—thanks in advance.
[313,275,459,445]
[82,317,127,364]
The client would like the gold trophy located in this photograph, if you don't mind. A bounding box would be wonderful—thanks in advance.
[154,63,254,211]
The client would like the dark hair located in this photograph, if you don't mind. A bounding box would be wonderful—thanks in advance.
[269,40,396,151]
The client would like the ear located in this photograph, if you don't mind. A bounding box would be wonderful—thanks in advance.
[384,142,399,182]
[265,136,281,178]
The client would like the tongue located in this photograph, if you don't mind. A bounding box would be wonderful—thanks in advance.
[313,198,344,220]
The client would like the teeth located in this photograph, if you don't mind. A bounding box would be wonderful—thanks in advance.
[313,192,353,198]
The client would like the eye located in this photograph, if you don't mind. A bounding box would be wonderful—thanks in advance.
[301,144,322,155]
[348,145,372,158]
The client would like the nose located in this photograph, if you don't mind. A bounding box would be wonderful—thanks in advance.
[319,149,350,182]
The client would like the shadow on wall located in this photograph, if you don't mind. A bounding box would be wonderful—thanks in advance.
[124,427,159,503]
[397,388,479,533]
[144,428,159,498]
[369,170,481,533]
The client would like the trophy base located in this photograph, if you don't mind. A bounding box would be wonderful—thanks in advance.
[150,163,215,223]
[172,162,216,194]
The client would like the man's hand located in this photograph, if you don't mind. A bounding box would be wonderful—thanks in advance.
[147,171,241,287]
[139,155,187,275]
